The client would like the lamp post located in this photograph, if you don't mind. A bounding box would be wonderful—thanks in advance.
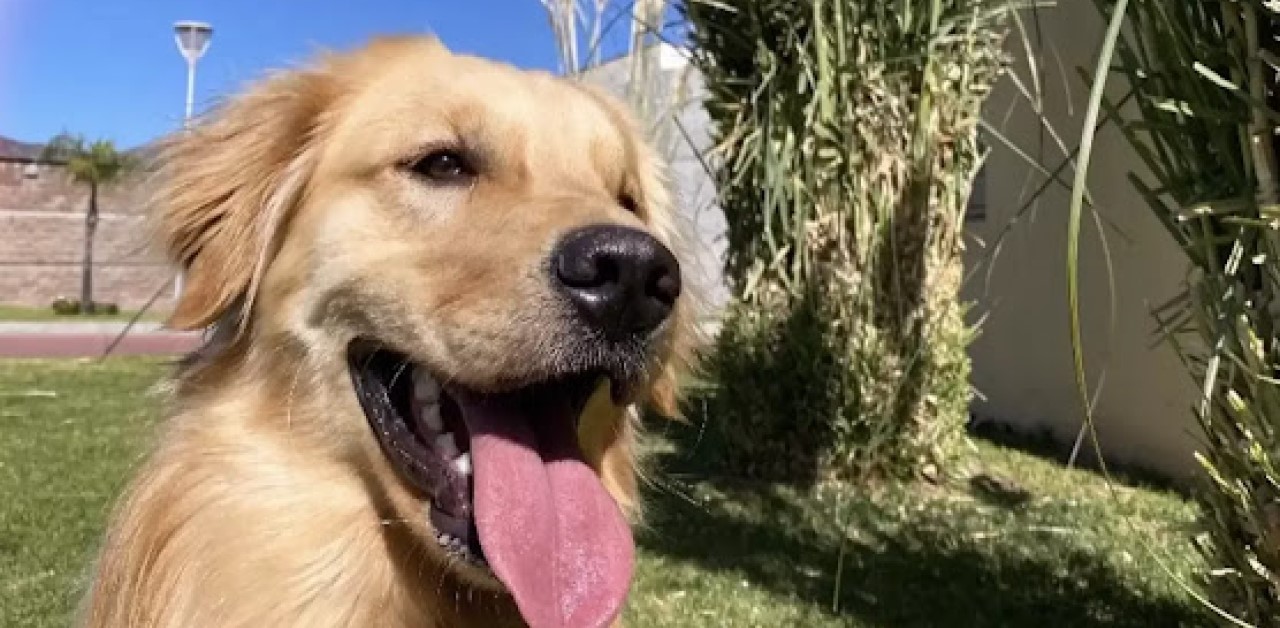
[172,21,212,299]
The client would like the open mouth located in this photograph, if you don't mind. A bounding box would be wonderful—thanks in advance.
[346,339,636,628]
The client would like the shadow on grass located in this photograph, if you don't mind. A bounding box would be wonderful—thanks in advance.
[966,418,1190,497]
[638,439,1205,627]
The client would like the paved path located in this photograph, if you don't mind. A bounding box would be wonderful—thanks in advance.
[0,322,201,358]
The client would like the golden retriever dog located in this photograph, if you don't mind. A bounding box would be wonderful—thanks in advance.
[80,36,699,628]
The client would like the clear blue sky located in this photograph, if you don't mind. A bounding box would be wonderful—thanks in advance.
[0,1,646,148]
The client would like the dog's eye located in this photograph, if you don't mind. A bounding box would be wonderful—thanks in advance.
[410,150,475,183]
[618,193,639,214]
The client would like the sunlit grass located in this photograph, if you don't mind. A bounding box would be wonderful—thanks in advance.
[0,358,1208,626]
[0,304,164,323]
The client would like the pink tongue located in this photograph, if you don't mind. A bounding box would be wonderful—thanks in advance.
[458,391,634,628]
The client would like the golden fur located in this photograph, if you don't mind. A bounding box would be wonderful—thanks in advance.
[80,36,700,628]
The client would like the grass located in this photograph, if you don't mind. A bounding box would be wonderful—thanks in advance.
[0,359,164,627]
[0,305,164,323]
[0,359,1208,627]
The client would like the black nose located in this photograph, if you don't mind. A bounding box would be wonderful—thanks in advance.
[552,225,681,339]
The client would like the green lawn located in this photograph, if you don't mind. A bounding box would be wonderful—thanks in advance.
[0,359,1209,627]
[0,304,165,323]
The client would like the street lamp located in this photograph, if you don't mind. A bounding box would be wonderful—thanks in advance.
[172,20,212,299]
[173,21,213,125]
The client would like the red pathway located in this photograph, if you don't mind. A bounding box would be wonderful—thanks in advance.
[0,326,200,358]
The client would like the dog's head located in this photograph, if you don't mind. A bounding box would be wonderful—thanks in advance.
[152,36,699,627]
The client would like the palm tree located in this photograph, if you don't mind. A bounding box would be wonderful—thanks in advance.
[41,134,132,315]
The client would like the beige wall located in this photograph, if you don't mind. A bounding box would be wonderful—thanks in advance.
[0,160,177,310]
[963,1,1201,477]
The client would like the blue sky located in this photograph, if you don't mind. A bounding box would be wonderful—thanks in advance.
[0,1,646,148]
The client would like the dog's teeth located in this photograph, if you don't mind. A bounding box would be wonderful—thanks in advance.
[434,433,459,458]
[413,370,441,403]
[418,403,443,431]
[452,453,471,476]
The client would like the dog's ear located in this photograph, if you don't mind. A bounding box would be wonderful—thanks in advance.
[631,141,706,420]
[647,305,701,419]
[573,88,708,420]
[152,67,335,330]
[568,83,708,418]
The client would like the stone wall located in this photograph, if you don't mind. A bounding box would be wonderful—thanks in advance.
[0,160,176,310]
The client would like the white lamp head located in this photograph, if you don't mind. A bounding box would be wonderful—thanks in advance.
[173,21,213,64]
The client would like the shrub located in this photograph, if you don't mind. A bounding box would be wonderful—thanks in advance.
[49,298,120,316]
[51,297,79,316]
[683,0,1007,482]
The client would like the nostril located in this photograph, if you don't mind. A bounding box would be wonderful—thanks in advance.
[556,250,619,290]
[595,256,620,286]
[648,268,681,307]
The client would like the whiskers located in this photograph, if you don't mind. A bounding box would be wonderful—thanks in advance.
[285,361,304,432]
[388,356,413,391]
[377,515,415,527]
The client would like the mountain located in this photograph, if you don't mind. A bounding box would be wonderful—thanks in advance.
[0,135,43,161]
[0,133,164,165]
